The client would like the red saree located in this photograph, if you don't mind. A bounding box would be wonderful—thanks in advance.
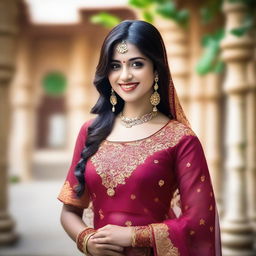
[58,118,222,255]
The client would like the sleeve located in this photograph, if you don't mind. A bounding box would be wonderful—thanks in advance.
[57,121,92,209]
[132,136,222,256]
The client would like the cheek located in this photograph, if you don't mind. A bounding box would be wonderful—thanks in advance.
[108,72,118,85]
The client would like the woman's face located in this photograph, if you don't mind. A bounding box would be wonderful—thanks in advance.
[108,42,156,105]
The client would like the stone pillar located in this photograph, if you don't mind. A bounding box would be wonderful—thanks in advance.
[204,73,222,212]
[67,34,92,149]
[155,18,190,114]
[246,44,256,249]
[0,0,19,244]
[9,37,34,181]
[220,1,255,255]
[187,5,206,142]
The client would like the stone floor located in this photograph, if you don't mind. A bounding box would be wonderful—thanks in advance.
[0,181,82,256]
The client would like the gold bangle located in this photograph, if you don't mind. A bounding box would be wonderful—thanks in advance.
[75,227,91,245]
[76,227,95,253]
[83,232,96,255]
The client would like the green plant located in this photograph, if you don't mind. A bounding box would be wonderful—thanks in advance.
[90,12,121,28]
[90,0,255,75]
[9,175,20,184]
[196,29,225,75]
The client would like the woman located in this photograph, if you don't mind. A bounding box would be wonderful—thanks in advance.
[58,20,222,256]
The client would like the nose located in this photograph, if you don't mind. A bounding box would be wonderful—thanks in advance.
[120,66,132,81]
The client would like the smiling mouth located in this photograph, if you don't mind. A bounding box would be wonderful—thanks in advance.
[118,82,140,89]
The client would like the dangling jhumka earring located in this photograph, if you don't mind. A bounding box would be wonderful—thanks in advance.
[150,76,160,113]
[110,88,117,112]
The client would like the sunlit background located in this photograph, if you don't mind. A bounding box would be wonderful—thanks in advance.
[0,0,255,255]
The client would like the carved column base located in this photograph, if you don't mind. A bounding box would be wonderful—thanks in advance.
[0,211,18,245]
[222,221,254,256]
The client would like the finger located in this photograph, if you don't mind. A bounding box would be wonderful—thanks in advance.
[91,232,107,239]
[92,237,109,244]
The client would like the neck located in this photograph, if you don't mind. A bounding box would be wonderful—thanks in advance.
[122,101,153,118]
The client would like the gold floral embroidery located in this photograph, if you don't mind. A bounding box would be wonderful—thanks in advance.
[90,121,195,196]
[186,162,191,167]
[158,180,165,187]
[125,220,132,226]
[58,181,87,208]
[130,194,136,200]
[210,226,214,232]
[200,175,205,182]
[133,226,153,247]
[190,230,195,235]
[209,205,213,211]
[199,219,205,225]
[151,223,180,256]
[154,197,160,202]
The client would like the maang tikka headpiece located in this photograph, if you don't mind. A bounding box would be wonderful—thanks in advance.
[116,40,128,54]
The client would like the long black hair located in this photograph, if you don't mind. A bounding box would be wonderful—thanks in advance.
[75,20,173,196]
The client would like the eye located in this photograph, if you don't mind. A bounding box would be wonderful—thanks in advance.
[131,61,144,68]
[110,62,121,70]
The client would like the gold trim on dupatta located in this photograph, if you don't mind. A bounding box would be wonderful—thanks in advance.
[150,223,180,256]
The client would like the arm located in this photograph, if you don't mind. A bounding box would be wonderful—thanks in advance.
[60,204,86,241]
[58,122,125,256]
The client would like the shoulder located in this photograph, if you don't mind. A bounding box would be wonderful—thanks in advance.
[151,120,196,150]
[164,121,204,156]
[164,120,196,143]
[75,118,96,143]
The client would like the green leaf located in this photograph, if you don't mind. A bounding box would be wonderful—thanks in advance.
[90,13,121,28]
[213,61,225,73]
[156,2,176,19]
[230,26,249,36]
[201,34,213,47]
[213,28,225,41]
[201,29,224,47]
[176,9,189,25]
[200,0,222,24]
[156,2,188,26]
[128,0,154,8]
[153,0,170,4]
[230,14,254,37]
[196,40,219,75]
[142,10,154,23]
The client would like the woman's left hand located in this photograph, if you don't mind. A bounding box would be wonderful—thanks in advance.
[91,224,133,247]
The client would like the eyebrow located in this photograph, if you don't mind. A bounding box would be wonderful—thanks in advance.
[110,57,147,62]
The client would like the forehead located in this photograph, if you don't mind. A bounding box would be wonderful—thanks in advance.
[112,42,147,60]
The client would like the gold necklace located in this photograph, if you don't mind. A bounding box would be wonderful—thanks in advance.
[120,111,157,128]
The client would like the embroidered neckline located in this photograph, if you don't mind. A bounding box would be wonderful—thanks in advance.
[90,121,195,197]
[105,119,173,144]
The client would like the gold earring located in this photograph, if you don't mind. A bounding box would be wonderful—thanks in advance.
[150,76,160,113]
[110,88,117,112]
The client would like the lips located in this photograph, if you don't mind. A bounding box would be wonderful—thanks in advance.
[118,82,139,92]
